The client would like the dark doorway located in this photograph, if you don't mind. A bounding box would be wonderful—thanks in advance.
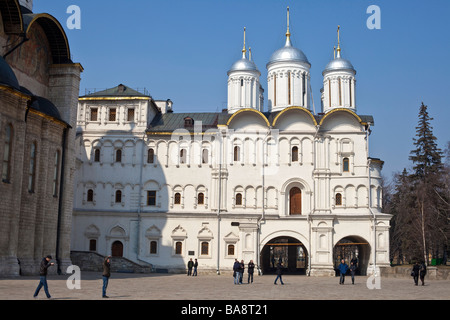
[289,187,302,215]
[333,237,370,276]
[261,236,308,275]
[111,241,123,257]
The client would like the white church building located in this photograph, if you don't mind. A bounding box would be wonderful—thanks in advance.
[72,11,391,276]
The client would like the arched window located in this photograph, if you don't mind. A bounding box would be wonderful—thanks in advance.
[235,193,243,206]
[234,146,240,162]
[28,142,37,192]
[174,192,181,205]
[291,146,299,162]
[87,189,94,202]
[115,149,122,163]
[201,242,209,255]
[147,148,155,164]
[180,149,187,164]
[2,124,13,182]
[228,244,235,256]
[175,241,182,255]
[289,187,302,215]
[202,149,208,164]
[198,192,204,205]
[335,193,342,206]
[184,117,194,127]
[94,149,100,162]
[115,190,122,203]
[343,157,349,172]
[53,151,60,197]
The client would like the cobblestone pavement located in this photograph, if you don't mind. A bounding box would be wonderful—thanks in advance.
[0,271,449,301]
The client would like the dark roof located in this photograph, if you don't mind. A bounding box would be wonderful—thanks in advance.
[148,112,229,133]
[81,84,150,98]
[30,96,64,121]
[0,55,20,90]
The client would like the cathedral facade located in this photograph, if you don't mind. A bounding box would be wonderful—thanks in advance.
[72,11,391,276]
[0,0,82,276]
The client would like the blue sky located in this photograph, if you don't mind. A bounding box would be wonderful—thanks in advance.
[34,0,450,181]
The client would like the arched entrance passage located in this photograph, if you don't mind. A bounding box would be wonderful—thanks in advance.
[111,241,123,257]
[261,236,308,275]
[333,236,370,276]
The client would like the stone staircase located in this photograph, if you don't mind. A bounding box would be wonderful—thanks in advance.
[70,251,153,274]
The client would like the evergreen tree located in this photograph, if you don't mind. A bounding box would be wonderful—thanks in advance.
[389,103,448,264]
[409,102,442,179]
[407,103,445,264]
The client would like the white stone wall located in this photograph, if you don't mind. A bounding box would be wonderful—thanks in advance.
[72,101,391,276]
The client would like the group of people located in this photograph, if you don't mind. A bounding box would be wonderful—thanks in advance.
[187,258,198,276]
[337,258,358,285]
[411,261,427,286]
[33,255,112,299]
[233,259,256,284]
[33,254,431,299]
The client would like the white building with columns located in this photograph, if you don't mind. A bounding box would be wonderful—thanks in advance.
[71,11,391,276]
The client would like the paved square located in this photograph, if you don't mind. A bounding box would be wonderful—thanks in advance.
[1,271,449,301]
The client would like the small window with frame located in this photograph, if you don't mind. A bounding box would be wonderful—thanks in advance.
[335,193,342,206]
[343,157,350,172]
[147,190,157,206]
[109,108,117,122]
[235,193,243,206]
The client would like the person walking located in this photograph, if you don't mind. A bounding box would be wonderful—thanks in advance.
[338,259,349,284]
[193,259,198,276]
[233,259,240,285]
[349,261,357,284]
[411,261,420,286]
[102,255,111,298]
[247,260,255,284]
[33,255,54,299]
[419,261,427,286]
[274,261,284,285]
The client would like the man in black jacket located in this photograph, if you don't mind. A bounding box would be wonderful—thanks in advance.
[187,258,194,276]
[33,255,54,299]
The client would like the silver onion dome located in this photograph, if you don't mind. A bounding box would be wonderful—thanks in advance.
[267,37,310,68]
[323,56,356,75]
[323,26,356,75]
[228,58,260,75]
[228,27,261,75]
